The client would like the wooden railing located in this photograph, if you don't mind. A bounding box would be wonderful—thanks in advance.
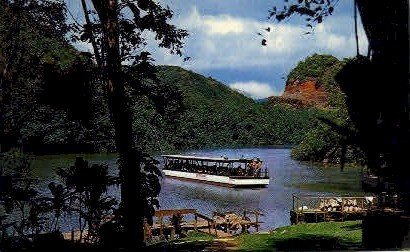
[292,194,376,213]
[145,208,264,242]
[290,194,378,224]
[145,208,217,242]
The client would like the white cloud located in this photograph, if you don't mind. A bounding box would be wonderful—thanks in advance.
[204,16,245,35]
[149,6,368,73]
[70,3,370,94]
[229,81,281,99]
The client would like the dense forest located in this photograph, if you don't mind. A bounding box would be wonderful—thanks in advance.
[287,54,364,165]
[1,52,319,154]
[0,0,318,155]
[136,65,320,152]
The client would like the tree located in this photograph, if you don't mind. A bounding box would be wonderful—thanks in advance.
[0,151,43,244]
[55,157,117,243]
[0,0,95,153]
[269,0,408,185]
[269,0,409,248]
[73,0,188,248]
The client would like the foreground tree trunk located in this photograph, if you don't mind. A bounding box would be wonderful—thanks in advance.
[356,0,409,198]
[355,0,409,249]
[92,0,144,249]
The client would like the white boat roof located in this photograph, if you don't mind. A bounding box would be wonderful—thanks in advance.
[161,154,254,162]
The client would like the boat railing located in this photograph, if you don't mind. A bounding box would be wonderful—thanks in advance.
[263,167,269,178]
[164,162,269,178]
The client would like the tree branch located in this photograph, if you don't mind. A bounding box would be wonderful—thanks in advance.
[81,0,103,68]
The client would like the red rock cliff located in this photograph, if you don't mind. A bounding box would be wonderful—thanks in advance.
[268,79,329,108]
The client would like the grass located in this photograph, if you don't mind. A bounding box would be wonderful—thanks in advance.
[147,222,362,251]
[235,221,362,251]
[181,231,216,242]
[296,183,362,194]
[293,166,363,193]
[145,231,217,251]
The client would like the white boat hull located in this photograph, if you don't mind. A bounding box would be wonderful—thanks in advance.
[163,170,270,188]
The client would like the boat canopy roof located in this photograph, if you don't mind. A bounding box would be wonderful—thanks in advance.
[161,154,259,163]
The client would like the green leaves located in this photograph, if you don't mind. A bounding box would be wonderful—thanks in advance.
[54,157,118,240]
[287,54,339,83]
[269,0,338,33]
[288,54,364,165]
[148,66,319,150]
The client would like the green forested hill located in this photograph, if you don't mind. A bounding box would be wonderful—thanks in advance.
[132,65,318,152]
[156,65,267,149]
[2,55,318,154]
[287,54,364,165]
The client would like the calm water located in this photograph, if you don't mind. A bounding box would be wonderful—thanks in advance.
[32,147,362,230]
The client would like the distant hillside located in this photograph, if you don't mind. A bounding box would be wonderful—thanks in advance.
[152,66,275,150]
[255,98,268,103]
[2,43,319,154]
[156,65,256,109]
[132,65,319,152]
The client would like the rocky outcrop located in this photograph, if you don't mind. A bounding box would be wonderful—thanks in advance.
[266,54,342,109]
[267,79,329,109]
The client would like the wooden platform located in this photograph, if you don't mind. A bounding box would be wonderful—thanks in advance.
[146,208,263,241]
[63,208,263,243]
[290,194,376,224]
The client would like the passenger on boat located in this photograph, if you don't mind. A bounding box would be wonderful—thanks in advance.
[255,159,262,177]
[178,160,184,171]
[246,159,256,176]
[247,159,262,177]
[168,160,174,169]
[237,166,245,176]
[231,165,241,176]
[245,163,252,176]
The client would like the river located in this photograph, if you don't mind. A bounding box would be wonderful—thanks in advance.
[32,147,362,231]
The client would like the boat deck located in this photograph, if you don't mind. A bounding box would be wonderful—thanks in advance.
[161,154,269,188]
[163,169,269,188]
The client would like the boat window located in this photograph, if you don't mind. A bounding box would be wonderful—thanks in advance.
[162,156,268,178]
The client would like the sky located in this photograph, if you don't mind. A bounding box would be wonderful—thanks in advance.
[67,0,368,99]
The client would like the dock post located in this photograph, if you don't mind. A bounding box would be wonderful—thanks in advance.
[170,227,175,239]
[256,213,259,232]
[159,215,163,239]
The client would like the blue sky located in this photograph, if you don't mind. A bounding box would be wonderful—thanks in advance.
[67,0,368,99]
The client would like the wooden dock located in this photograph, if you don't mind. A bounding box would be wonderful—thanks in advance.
[63,208,263,243]
[290,194,377,224]
[145,208,263,242]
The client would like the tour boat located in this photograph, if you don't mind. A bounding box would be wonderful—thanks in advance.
[161,154,270,188]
